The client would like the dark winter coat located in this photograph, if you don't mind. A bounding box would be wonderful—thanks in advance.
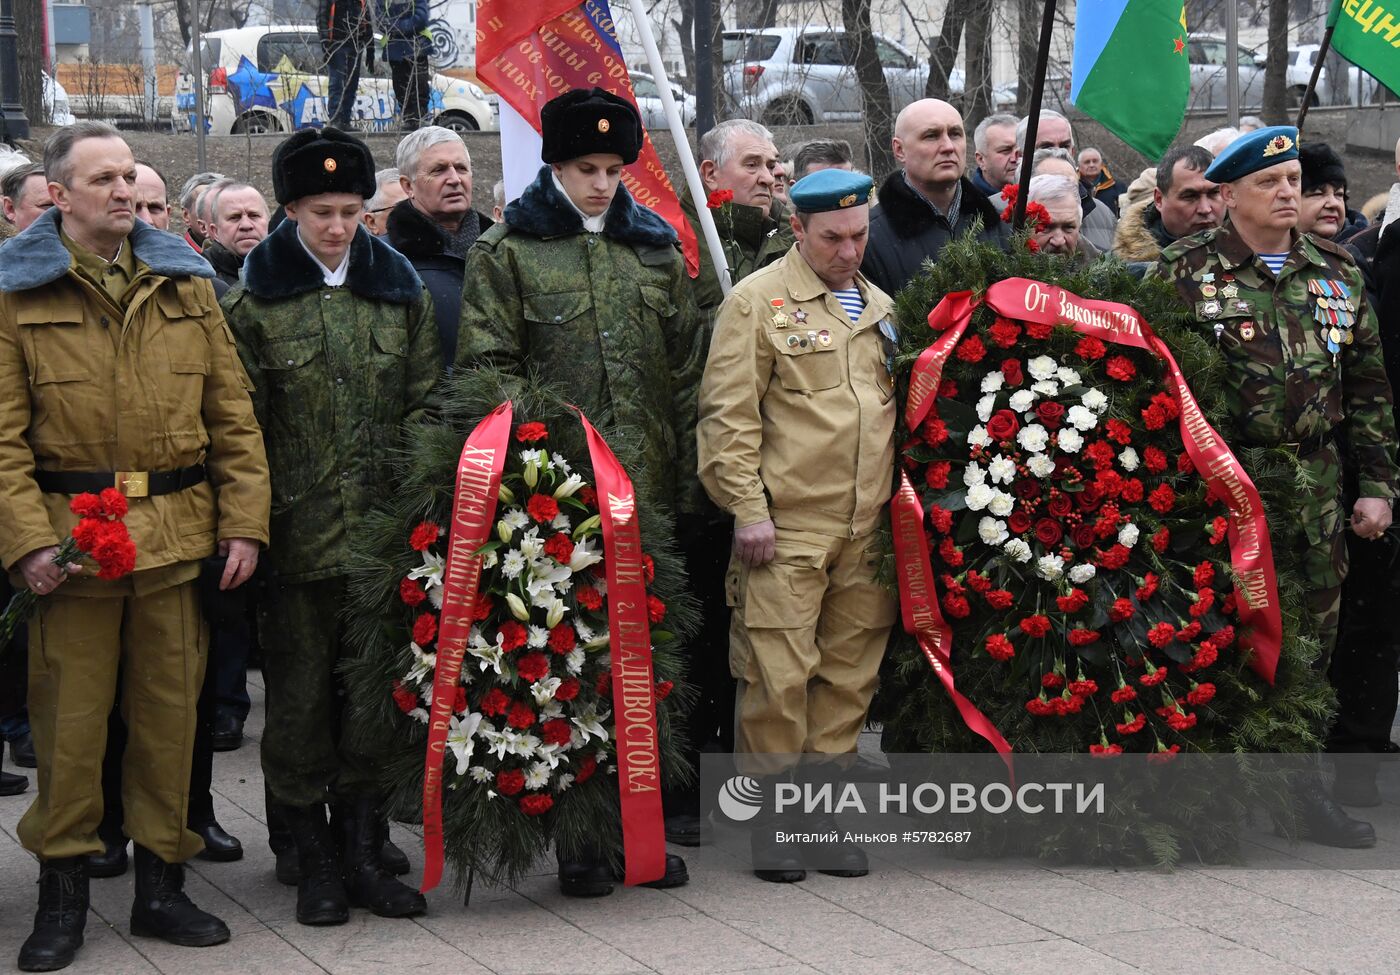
[201,239,243,293]
[455,165,704,513]
[385,199,493,366]
[379,0,428,62]
[1112,197,1179,263]
[318,0,372,49]
[1347,218,1400,433]
[862,173,1009,297]
[222,219,441,582]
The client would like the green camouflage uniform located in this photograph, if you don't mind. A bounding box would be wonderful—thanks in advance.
[455,167,704,514]
[1153,218,1400,663]
[680,191,793,332]
[222,222,442,805]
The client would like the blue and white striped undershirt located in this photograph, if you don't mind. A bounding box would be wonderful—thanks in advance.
[1259,252,1289,275]
[832,287,865,323]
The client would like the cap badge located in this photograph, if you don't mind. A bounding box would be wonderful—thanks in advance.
[597,118,611,133]
[324,157,338,173]
[1262,134,1294,157]
[838,193,857,207]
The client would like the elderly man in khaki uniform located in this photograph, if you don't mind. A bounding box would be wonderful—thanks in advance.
[698,168,898,884]
[0,122,270,972]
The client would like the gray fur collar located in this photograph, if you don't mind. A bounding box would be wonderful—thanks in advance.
[0,207,214,293]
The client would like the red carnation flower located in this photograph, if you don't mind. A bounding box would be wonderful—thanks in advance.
[1136,572,1160,602]
[1108,597,1136,622]
[516,652,551,684]
[474,593,494,621]
[985,589,1014,610]
[1141,403,1168,431]
[1142,446,1168,474]
[1139,665,1168,686]
[655,679,674,702]
[965,569,992,593]
[575,755,598,784]
[506,702,536,729]
[1026,697,1055,717]
[479,688,510,716]
[1119,479,1145,503]
[988,319,1022,348]
[1090,743,1123,757]
[1056,588,1089,613]
[1084,441,1116,470]
[1167,711,1198,732]
[97,487,129,519]
[1187,645,1219,671]
[555,677,581,701]
[498,620,528,652]
[496,769,526,795]
[1019,614,1052,638]
[520,793,554,816]
[938,378,959,398]
[391,680,418,714]
[642,554,656,584]
[1075,336,1107,361]
[548,625,577,654]
[1000,358,1024,385]
[1105,355,1136,381]
[69,493,104,518]
[1025,320,1053,340]
[705,188,734,209]
[1111,685,1137,704]
[527,493,560,523]
[1042,672,1065,689]
[1209,516,1229,546]
[1178,451,1196,476]
[413,612,438,647]
[956,334,987,363]
[1116,713,1147,735]
[452,685,468,714]
[400,577,426,607]
[544,532,575,565]
[409,521,440,551]
[579,486,598,507]
[923,418,949,447]
[1186,682,1217,706]
[1148,483,1176,513]
[1105,419,1132,446]
[576,585,603,611]
[1096,543,1131,570]
[91,523,137,579]
[1151,525,1171,553]
[1193,561,1216,588]
[1190,589,1216,617]
[72,517,101,552]
[1213,624,1236,647]
[942,592,971,619]
[924,461,952,490]
[986,409,1020,443]
[542,717,573,746]
[985,634,1015,661]
[1067,628,1100,646]
[515,422,549,442]
[1176,620,1202,643]
[1148,744,1182,764]
[647,596,667,623]
[1147,622,1176,648]
[1067,678,1099,696]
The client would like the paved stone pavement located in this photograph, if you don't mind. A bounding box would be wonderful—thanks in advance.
[6,671,1400,975]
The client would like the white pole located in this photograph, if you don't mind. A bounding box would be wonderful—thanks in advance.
[626,0,732,296]
[1224,0,1240,126]
[138,2,156,126]
[44,0,55,74]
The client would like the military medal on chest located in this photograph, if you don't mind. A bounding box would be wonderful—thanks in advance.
[793,309,809,326]
[1308,278,1356,365]
[1220,274,1239,300]
[770,298,791,328]
[1200,272,1217,299]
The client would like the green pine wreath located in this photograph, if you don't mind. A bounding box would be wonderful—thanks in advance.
[341,368,697,888]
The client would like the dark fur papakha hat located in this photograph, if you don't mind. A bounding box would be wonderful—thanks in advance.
[540,88,644,165]
[1299,141,1347,194]
[271,126,377,205]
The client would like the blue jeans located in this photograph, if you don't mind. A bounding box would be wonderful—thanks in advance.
[325,41,364,128]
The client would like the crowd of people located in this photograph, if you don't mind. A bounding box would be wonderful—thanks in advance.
[0,88,1398,972]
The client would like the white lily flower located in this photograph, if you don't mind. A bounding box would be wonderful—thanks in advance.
[519,528,544,560]
[407,551,445,590]
[481,549,498,571]
[506,592,530,620]
[531,677,562,705]
[572,705,611,744]
[545,598,566,628]
[468,637,505,676]
[405,644,436,685]
[568,537,603,573]
[446,712,483,775]
[535,743,567,770]
[540,700,565,721]
[554,474,585,499]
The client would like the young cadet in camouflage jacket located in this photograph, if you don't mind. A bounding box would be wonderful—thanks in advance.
[222,127,439,927]
[456,88,698,897]
[1154,126,1398,848]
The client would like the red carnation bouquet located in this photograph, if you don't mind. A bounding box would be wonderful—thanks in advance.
[0,489,138,643]
[901,305,1244,758]
[391,420,673,818]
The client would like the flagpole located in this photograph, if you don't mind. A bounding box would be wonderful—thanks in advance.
[1012,0,1059,231]
[626,0,733,296]
[1296,23,1335,131]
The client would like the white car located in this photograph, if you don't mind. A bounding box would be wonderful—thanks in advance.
[43,72,75,127]
[172,25,496,136]
[1289,45,1383,106]
[630,71,696,129]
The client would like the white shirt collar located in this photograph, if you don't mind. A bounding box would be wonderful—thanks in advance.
[551,170,607,233]
[297,228,351,286]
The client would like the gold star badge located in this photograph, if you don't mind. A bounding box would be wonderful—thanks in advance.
[324,157,338,172]
[1263,134,1294,157]
[597,118,611,133]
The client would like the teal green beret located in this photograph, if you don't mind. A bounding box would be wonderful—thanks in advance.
[1204,125,1300,183]
[789,168,874,213]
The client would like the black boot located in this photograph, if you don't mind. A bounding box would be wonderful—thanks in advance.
[129,845,230,947]
[17,857,87,972]
[192,821,244,862]
[267,786,299,885]
[377,813,411,876]
[1,745,27,796]
[337,798,425,918]
[804,812,867,878]
[609,853,690,889]
[85,826,129,879]
[557,842,615,898]
[1295,778,1377,848]
[281,804,349,926]
[11,731,36,768]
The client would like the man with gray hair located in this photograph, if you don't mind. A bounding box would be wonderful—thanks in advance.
[971,113,1019,196]
[385,125,494,364]
[1077,146,1123,215]
[178,172,225,252]
[1016,107,1074,154]
[1026,173,1087,257]
[991,147,1118,253]
[362,167,407,236]
[202,183,270,295]
[1,162,51,233]
[789,137,854,183]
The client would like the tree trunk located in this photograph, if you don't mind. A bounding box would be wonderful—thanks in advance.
[841,0,894,180]
[674,0,696,81]
[15,0,43,124]
[963,0,993,127]
[926,0,967,99]
[1261,0,1289,123]
[176,0,191,47]
[736,0,780,28]
[1016,0,1038,114]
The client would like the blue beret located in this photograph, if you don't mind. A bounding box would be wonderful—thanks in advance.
[789,168,874,213]
[1204,125,1300,184]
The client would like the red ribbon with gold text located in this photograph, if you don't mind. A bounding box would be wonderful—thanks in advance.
[420,402,513,893]
[892,470,1015,772]
[578,412,667,886]
[908,280,1281,683]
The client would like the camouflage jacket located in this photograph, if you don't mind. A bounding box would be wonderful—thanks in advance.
[223,220,442,583]
[680,189,793,331]
[455,166,704,513]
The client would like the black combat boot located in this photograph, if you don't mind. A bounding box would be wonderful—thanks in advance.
[376,813,411,876]
[337,797,426,917]
[129,845,229,947]
[804,811,868,878]
[17,857,87,972]
[1295,777,1377,848]
[84,823,128,879]
[281,803,349,925]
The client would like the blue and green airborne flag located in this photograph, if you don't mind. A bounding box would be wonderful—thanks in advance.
[1327,0,1400,99]
[1070,0,1191,158]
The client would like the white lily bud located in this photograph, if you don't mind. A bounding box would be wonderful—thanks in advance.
[497,483,515,504]
[506,592,530,620]
[523,459,539,489]
[545,599,566,628]
[554,474,585,499]
[572,514,601,539]
[496,520,513,544]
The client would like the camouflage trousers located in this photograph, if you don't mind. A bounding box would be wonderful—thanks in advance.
[259,575,378,807]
